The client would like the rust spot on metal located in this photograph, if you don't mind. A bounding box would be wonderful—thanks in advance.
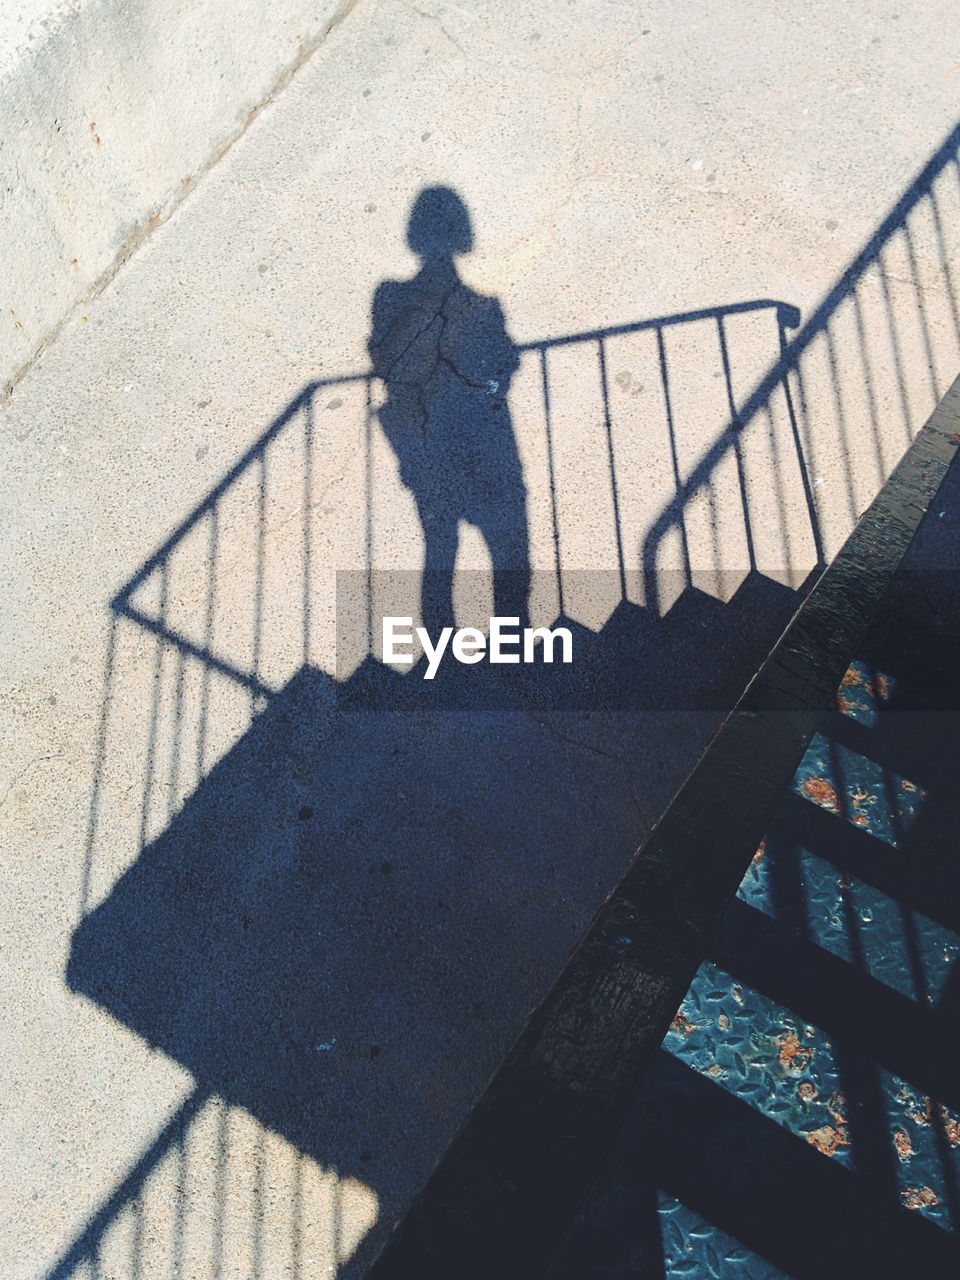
[841,667,863,687]
[805,1105,850,1157]
[778,1029,813,1074]
[924,1100,960,1146]
[828,1092,847,1123]
[797,1081,818,1102]
[901,779,918,792]
[805,1124,849,1156]
[752,839,766,863]
[801,775,839,812]
[853,813,869,826]
[893,1128,915,1161]
[902,1186,940,1209]
[716,1013,730,1031]
[875,672,891,699]
[670,1010,696,1038]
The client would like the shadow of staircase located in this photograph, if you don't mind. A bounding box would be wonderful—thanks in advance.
[68,567,803,1271]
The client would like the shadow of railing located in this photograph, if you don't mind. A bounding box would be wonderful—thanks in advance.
[102,295,805,712]
[643,118,960,604]
[53,117,960,1280]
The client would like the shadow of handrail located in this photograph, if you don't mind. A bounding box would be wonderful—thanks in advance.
[112,296,803,693]
[642,118,960,608]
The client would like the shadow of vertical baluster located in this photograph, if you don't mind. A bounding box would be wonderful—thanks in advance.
[252,449,268,698]
[777,310,824,567]
[303,395,315,668]
[173,1127,187,1280]
[539,347,565,618]
[651,325,691,613]
[78,614,118,920]
[901,218,942,403]
[822,321,860,525]
[596,336,627,603]
[759,308,789,560]
[365,378,374,655]
[751,315,790,567]
[876,242,916,447]
[130,1192,144,1280]
[166,650,186,823]
[704,474,723,598]
[716,314,756,582]
[928,184,960,351]
[211,1103,229,1280]
[850,284,888,487]
[195,505,219,779]
[138,563,169,853]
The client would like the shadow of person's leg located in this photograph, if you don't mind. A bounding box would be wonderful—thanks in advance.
[484,502,531,631]
[420,506,460,636]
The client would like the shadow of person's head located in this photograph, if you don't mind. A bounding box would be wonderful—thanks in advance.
[407,186,474,262]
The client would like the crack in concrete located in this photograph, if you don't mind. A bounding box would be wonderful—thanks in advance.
[524,710,633,768]
[526,711,646,827]
[3,0,364,403]
[379,301,449,385]
[262,459,363,539]
[374,280,500,439]
[404,0,642,81]
[0,752,61,812]
[877,267,956,299]
[404,1,469,59]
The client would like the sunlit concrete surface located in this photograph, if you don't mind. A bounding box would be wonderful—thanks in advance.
[3,2,960,1277]
[0,0,349,393]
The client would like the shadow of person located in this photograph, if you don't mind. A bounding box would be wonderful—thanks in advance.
[369,186,530,632]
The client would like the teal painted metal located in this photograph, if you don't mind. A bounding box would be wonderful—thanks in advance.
[552,602,960,1277]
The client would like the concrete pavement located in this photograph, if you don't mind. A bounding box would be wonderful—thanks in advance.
[3,2,960,1276]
